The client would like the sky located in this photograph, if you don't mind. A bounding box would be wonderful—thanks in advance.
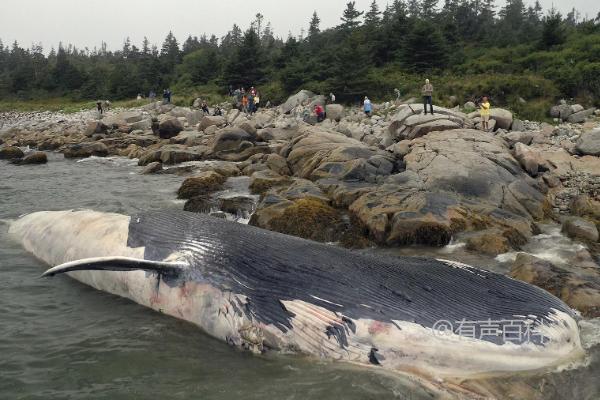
[0,0,598,52]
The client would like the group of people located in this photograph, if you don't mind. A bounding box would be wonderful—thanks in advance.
[421,79,492,131]
[95,100,111,115]
[232,86,261,114]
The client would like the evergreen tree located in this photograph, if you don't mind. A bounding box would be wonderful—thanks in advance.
[224,28,265,87]
[540,9,566,49]
[364,1,381,27]
[404,21,449,71]
[340,2,364,29]
[308,11,321,37]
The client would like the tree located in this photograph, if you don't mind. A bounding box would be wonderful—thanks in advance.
[308,11,321,37]
[403,21,448,71]
[540,9,566,49]
[364,1,381,27]
[340,1,364,29]
[224,28,265,87]
[421,0,438,20]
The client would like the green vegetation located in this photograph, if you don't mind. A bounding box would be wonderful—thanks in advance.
[0,1,599,119]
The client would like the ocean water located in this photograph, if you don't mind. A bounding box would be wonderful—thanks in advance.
[1,153,598,399]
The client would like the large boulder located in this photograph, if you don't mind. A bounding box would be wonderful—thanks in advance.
[249,170,292,194]
[158,118,184,139]
[0,146,24,160]
[567,108,596,123]
[576,129,600,156]
[490,108,513,130]
[198,116,226,132]
[280,90,315,114]
[510,253,600,317]
[212,127,254,153]
[562,217,599,243]
[19,151,47,165]
[177,171,227,199]
[85,121,108,137]
[513,142,540,176]
[63,142,109,158]
[325,104,345,122]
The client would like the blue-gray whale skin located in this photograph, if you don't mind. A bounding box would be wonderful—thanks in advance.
[9,210,584,379]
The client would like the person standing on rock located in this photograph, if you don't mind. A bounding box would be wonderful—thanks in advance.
[166,89,172,104]
[363,96,372,117]
[201,101,210,115]
[329,93,336,104]
[96,101,103,117]
[480,96,491,131]
[314,104,325,122]
[422,79,434,115]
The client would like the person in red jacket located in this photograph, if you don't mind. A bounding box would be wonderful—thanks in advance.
[314,104,325,122]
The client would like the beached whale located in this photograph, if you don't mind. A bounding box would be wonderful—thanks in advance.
[9,209,584,380]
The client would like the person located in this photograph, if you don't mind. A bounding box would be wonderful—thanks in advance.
[103,100,111,111]
[422,79,434,115]
[242,95,249,113]
[166,88,172,103]
[329,93,336,103]
[314,104,325,122]
[213,106,223,116]
[248,94,255,115]
[201,101,209,115]
[162,89,168,104]
[254,93,260,111]
[250,86,257,96]
[394,88,401,101]
[96,101,103,116]
[480,96,491,131]
[136,93,142,100]
[363,96,372,117]
[265,100,271,109]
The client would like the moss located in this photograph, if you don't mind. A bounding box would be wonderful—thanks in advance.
[269,198,342,243]
[177,171,226,199]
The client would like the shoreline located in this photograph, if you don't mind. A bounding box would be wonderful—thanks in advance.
[1,91,599,318]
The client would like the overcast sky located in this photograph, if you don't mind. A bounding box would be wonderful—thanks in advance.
[0,0,597,52]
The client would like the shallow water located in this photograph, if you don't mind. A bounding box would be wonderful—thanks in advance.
[1,153,598,399]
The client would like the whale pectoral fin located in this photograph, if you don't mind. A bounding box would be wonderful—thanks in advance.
[41,256,188,277]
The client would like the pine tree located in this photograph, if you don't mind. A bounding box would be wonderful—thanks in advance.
[421,0,438,20]
[308,11,321,37]
[224,28,265,87]
[364,1,381,27]
[404,20,448,71]
[340,1,364,29]
[540,8,566,48]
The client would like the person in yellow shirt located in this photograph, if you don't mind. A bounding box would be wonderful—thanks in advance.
[480,96,491,131]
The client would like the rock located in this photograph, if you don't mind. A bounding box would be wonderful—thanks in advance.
[218,196,256,217]
[20,151,47,164]
[567,108,596,123]
[198,116,226,132]
[489,108,513,130]
[542,172,561,188]
[249,170,292,194]
[257,128,298,142]
[159,146,205,165]
[280,90,315,114]
[500,131,533,147]
[513,142,539,176]
[562,217,599,242]
[511,119,525,132]
[575,129,600,156]
[63,142,109,158]
[140,161,163,174]
[386,140,412,158]
[237,122,258,139]
[570,195,600,219]
[212,127,254,153]
[464,101,476,110]
[464,229,511,255]
[265,153,291,175]
[177,171,227,199]
[571,104,584,113]
[250,197,343,243]
[183,195,214,213]
[549,105,561,118]
[85,121,108,136]
[158,118,184,139]
[325,104,345,122]
[0,146,24,160]
[510,253,600,318]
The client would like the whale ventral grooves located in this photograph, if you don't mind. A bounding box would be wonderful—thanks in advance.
[125,210,573,346]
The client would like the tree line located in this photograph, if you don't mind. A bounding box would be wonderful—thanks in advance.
[0,0,599,111]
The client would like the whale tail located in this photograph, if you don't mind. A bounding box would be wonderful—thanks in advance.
[41,256,188,277]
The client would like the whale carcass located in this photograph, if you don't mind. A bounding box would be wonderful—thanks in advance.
[9,209,584,379]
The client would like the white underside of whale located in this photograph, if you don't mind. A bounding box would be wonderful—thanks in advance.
[8,210,585,382]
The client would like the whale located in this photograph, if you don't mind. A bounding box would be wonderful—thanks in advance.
[8,209,584,381]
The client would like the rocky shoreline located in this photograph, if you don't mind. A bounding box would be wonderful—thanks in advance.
[1,92,599,317]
